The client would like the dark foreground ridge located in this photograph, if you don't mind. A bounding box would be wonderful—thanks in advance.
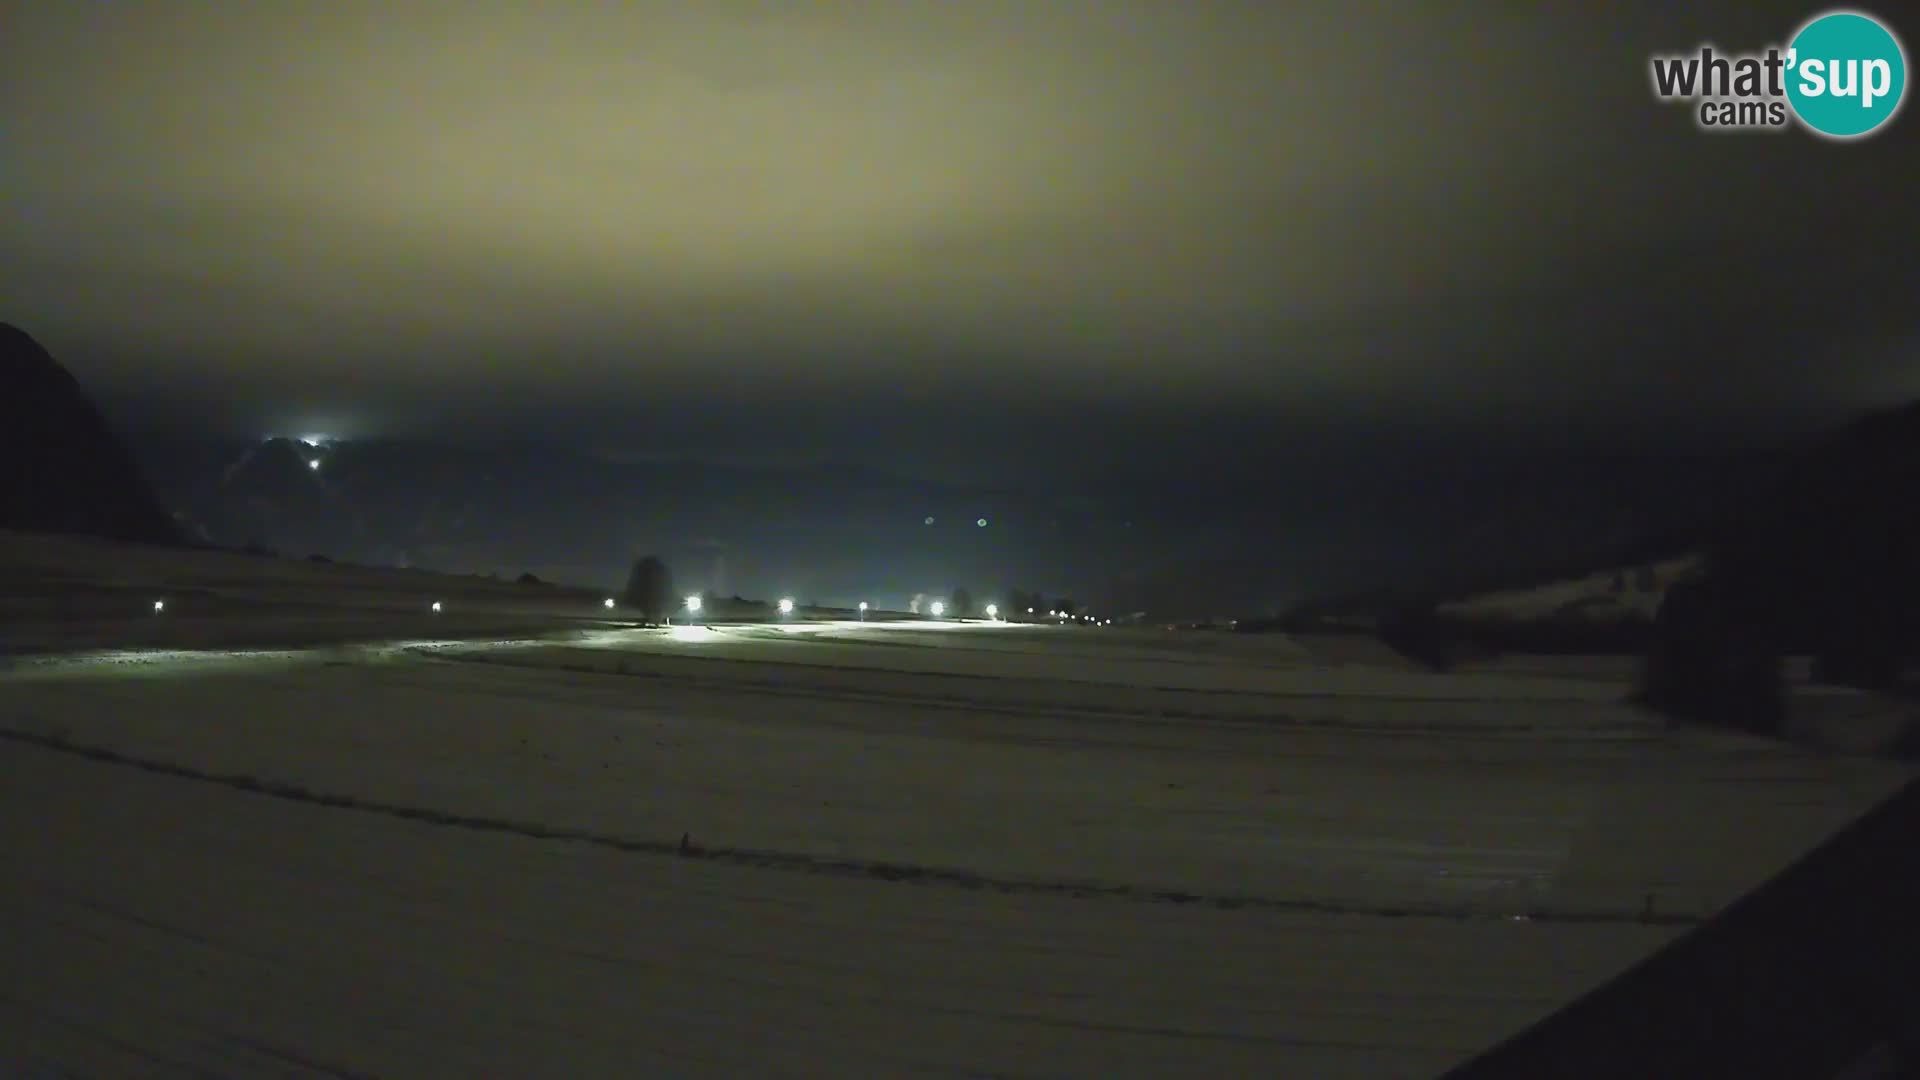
[0,725,1698,928]
[1444,776,1920,1079]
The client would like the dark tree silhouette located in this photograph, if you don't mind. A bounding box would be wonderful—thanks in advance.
[1636,400,1920,735]
[622,555,673,622]
[1639,576,1784,734]
[951,587,975,618]
[1054,598,1077,618]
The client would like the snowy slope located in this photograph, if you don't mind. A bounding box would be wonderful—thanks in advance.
[1438,556,1701,624]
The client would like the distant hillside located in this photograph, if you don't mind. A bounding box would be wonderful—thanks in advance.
[1437,556,1700,625]
[1281,398,1920,661]
[118,434,1118,605]
[1277,527,1703,629]
[0,324,181,546]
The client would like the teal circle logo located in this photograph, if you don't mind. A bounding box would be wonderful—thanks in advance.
[1786,10,1907,138]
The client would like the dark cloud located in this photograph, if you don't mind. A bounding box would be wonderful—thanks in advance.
[3,0,1915,471]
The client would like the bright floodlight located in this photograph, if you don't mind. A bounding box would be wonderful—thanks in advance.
[603,597,616,609]
[308,459,321,471]
[1027,607,1034,614]
[930,600,946,617]
[152,600,165,614]
[985,603,998,618]
[685,595,703,613]
[858,601,869,611]
[430,601,442,613]
[778,597,795,615]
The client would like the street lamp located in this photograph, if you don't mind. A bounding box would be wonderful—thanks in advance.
[930,600,946,617]
[858,601,869,621]
[985,603,998,619]
[430,601,442,613]
[152,599,166,614]
[603,597,616,610]
[778,597,795,616]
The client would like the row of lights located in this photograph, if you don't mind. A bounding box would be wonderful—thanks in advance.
[146,595,1016,622]
[593,596,994,622]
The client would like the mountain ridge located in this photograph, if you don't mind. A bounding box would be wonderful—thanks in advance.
[0,323,182,547]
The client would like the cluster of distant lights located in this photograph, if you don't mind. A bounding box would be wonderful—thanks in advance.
[923,516,990,527]
[1037,606,1112,625]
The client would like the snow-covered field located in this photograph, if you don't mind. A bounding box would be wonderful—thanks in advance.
[0,528,636,656]
[2,541,1911,1076]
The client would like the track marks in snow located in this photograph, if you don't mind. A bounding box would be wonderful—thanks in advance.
[0,726,1701,928]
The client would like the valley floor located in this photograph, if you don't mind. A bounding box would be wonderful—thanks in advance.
[3,608,1911,1076]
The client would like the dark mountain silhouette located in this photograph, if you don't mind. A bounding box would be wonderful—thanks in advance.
[0,323,181,546]
[204,437,360,556]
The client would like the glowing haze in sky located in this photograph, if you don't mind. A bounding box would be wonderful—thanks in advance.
[1,0,1915,472]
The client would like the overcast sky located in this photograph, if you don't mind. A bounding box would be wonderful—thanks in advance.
[3,0,1915,476]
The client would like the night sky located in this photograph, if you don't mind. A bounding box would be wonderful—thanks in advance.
[4,2,1916,486]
